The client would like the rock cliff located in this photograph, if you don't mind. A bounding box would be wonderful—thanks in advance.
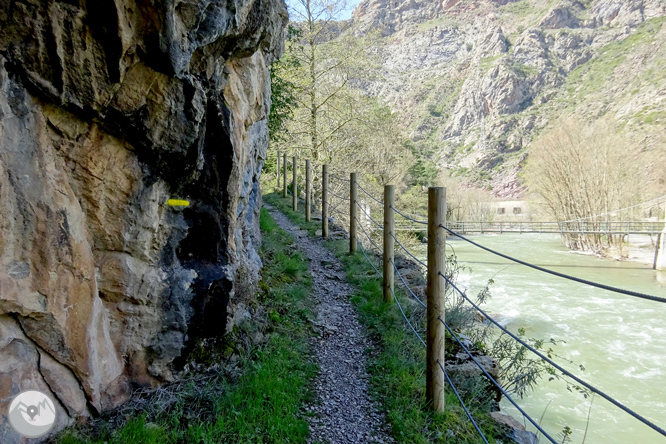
[350,0,666,196]
[0,0,286,440]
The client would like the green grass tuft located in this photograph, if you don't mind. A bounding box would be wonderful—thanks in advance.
[57,207,317,444]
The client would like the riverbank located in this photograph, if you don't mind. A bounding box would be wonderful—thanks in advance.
[600,234,662,266]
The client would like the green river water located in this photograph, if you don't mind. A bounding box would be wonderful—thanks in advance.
[420,233,666,444]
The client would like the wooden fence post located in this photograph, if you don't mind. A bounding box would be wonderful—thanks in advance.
[305,159,311,222]
[350,173,358,253]
[322,164,329,238]
[283,152,287,198]
[292,156,297,211]
[383,185,395,303]
[426,187,446,412]
[277,151,281,189]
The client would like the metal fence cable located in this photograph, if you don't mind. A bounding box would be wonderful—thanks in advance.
[330,174,350,183]
[440,317,558,444]
[356,236,383,278]
[356,202,384,229]
[390,232,427,269]
[390,205,428,225]
[440,225,666,304]
[355,181,384,206]
[438,271,666,439]
[389,284,426,347]
[437,360,490,444]
[390,259,426,308]
[329,189,350,202]
[356,217,383,254]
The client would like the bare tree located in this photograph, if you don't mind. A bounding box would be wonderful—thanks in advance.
[523,117,648,253]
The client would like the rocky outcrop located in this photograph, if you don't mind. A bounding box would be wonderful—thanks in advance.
[347,0,666,197]
[0,0,286,441]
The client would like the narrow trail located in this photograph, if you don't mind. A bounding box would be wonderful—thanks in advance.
[266,206,395,444]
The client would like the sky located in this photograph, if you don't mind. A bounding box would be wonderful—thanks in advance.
[287,0,363,21]
[339,0,363,20]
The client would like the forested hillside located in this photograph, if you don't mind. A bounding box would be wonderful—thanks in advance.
[272,0,666,207]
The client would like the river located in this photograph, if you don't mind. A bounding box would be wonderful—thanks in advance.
[426,233,666,444]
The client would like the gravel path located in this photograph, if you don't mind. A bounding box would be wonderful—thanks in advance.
[266,206,395,444]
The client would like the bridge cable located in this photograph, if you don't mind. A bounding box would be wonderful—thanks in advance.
[440,225,666,304]
[439,271,666,439]
[390,259,426,308]
[437,359,490,444]
[440,317,558,444]
[563,193,666,223]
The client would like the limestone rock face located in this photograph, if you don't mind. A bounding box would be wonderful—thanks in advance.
[347,0,666,198]
[0,0,286,440]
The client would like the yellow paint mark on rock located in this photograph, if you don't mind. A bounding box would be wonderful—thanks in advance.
[167,199,190,207]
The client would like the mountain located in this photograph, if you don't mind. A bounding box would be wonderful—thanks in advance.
[349,0,666,197]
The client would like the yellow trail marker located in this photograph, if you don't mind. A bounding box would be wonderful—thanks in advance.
[167,199,190,207]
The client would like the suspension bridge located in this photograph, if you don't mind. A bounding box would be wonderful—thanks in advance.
[275,151,666,443]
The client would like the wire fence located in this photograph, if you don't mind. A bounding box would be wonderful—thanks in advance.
[274,157,666,442]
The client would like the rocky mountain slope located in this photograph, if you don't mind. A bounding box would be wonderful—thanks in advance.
[0,0,286,441]
[350,0,666,197]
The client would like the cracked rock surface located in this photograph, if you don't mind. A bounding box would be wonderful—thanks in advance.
[266,206,395,444]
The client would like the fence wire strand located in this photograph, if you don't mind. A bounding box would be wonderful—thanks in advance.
[356,236,383,278]
[355,217,383,254]
[357,202,384,229]
[390,232,427,269]
[329,189,350,202]
[389,283,426,347]
[440,317,558,444]
[391,205,428,225]
[439,271,666,439]
[390,259,426,308]
[437,360,490,444]
[355,181,384,206]
[440,225,666,304]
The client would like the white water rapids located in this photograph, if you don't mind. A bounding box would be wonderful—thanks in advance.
[420,233,666,444]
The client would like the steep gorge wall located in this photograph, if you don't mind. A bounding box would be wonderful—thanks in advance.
[0,0,286,440]
[351,0,666,196]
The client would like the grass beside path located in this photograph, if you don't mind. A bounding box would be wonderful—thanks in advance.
[264,190,503,444]
[57,208,316,444]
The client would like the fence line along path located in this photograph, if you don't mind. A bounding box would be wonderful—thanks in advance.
[273,156,666,443]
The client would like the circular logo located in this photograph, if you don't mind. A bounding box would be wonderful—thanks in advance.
[7,390,57,438]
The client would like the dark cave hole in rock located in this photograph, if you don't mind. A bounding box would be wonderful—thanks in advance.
[174,96,236,366]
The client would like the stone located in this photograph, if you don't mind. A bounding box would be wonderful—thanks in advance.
[0,0,287,440]
[510,429,540,444]
[491,411,525,431]
[447,355,499,380]
[491,411,539,444]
